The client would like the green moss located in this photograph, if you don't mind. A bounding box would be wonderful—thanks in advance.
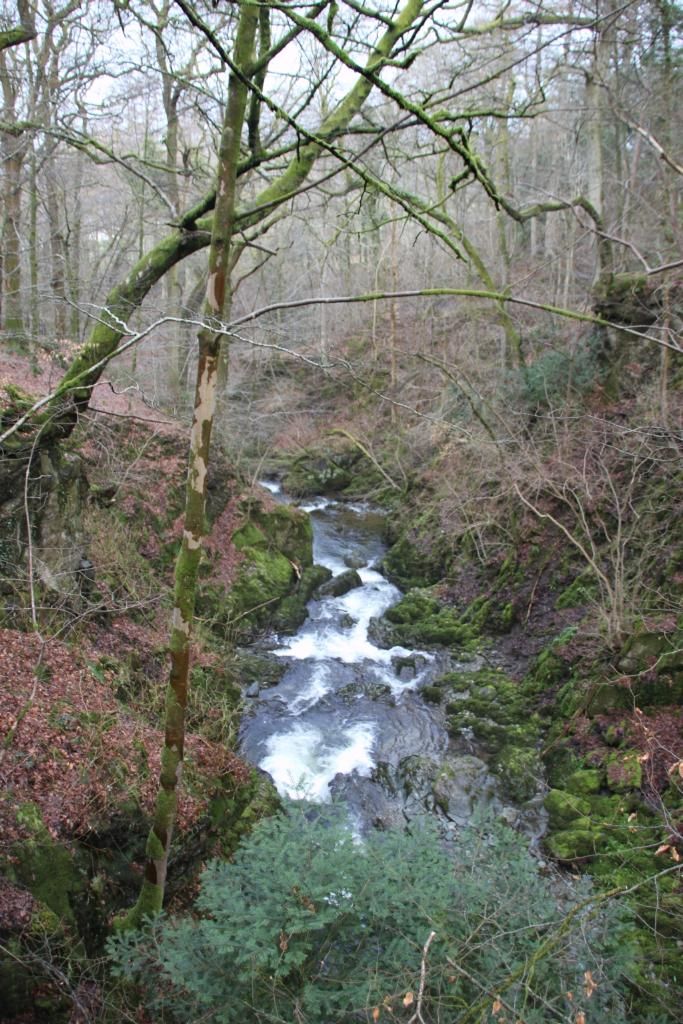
[284,450,358,497]
[385,589,440,624]
[10,803,83,922]
[565,769,603,796]
[544,789,592,829]
[232,521,268,550]
[421,686,443,704]
[271,564,332,634]
[383,589,478,650]
[243,501,313,567]
[209,768,280,855]
[495,745,541,802]
[555,573,598,609]
[382,536,444,589]
[544,829,601,861]
[605,750,642,792]
[543,747,582,789]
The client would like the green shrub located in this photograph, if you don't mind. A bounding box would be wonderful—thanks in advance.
[521,347,602,408]
[108,803,646,1023]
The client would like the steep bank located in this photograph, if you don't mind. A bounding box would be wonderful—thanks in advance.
[0,358,326,1018]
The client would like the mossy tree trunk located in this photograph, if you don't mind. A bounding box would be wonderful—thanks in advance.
[0,48,27,345]
[123,2,260,929]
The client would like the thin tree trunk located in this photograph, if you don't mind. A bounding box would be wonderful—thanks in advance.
[1,146,25,341]
[121,2,259,928]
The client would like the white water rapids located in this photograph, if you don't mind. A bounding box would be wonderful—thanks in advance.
[238,486,447,811]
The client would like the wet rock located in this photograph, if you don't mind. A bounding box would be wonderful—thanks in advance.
[329,772,404,832]
[431,755,500,824]
[272,564,332,634]
[344,550,367,570]
[367,617,394,647]
[246,683,261,698]
[337,680,392,704]
[392,654,427,680]
[234,650,287,688]
[315,569,363,599]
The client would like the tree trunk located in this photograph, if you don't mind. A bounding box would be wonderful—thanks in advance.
[121,2,259,928]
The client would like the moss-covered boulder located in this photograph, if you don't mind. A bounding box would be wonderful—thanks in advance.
[383,589,478,649]
[271,564,332,634]
[283,448,360,497]
[200,499,315,638]
[605,750,642,792]
[235,499,313,568]
[495,745,542,803]
[565,769,603,796]
[382,535,444,590]
[544,789,592,830]
[544,828,601,861]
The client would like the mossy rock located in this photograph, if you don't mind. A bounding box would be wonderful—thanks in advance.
[585,680,635,715]
[272,564,332,634]
[555,574,599,609]
[525,644,572,694]
[495,745,542,802]
[201,499,317,638]
[227,547,294,622]
[544,828,601,861]
[565,769,603,796]
[238,500,313,568]
[543,746,582,789]
[605,750,642,792]
[315,568,362,599]
[232,521,268,551]
[283,450,359,497]
[460,594,519,635]
[208,768,280,856]
[382,536,444,590]
[338,680,392,703]
[544,789,592,829]
[385,589,441,624]
[383,589,478,650]
[420,685,443,704]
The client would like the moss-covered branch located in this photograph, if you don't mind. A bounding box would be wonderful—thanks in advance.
[0,0,36,52]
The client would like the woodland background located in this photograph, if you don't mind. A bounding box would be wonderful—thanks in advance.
[0,0,681,1021]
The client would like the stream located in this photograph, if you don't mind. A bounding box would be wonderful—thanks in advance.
[239,487,545,839]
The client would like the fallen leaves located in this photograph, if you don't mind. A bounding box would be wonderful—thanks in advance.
[655,844,681,862]
[0,627,250,851]
[583,970,598,999]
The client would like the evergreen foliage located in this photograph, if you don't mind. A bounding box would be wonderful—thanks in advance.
[520,347,602,408]
[109,802,642,1023]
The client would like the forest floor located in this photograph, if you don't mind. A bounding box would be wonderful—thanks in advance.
[1,343,682,1021]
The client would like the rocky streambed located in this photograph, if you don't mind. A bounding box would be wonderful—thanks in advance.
[238,488,547,840]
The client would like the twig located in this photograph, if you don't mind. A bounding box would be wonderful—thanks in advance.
[407,930,436,1024]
